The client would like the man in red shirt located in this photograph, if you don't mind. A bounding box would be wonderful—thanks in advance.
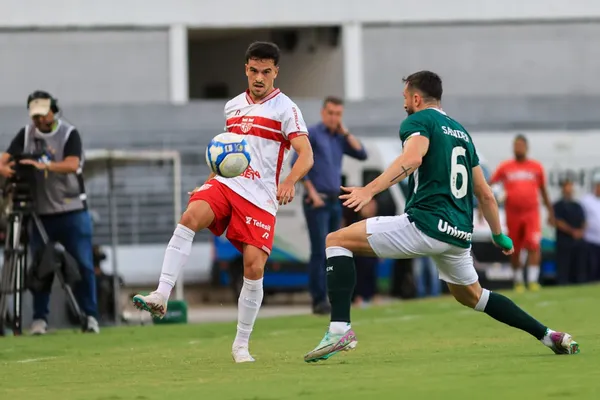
[490,135,554,292]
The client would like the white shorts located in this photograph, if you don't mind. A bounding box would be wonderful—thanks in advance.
[366,214,478,286]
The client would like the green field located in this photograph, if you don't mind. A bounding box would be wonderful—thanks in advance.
[1,285,598,400]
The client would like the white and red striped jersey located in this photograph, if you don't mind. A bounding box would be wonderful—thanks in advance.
[215,88,308,215]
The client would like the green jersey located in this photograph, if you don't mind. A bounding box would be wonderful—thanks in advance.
[399,108,479,248]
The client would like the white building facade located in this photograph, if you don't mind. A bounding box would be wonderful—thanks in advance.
[0,0,598,105]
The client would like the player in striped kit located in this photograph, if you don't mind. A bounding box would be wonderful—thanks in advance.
[133,42,314,363]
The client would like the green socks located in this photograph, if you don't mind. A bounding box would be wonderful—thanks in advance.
[484,291,547,340]
[325,248,548,341]
[326,247,356,323]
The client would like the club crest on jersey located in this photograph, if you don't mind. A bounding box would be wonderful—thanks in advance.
[240,117,255,133]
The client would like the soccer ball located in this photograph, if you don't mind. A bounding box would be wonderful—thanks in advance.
[205,133,251,178]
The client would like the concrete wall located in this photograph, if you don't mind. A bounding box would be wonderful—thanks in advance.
[364,21,600,98]
[0,29,169,106]
[2,0,598,28]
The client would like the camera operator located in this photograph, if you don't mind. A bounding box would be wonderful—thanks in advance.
[0,91,99,335]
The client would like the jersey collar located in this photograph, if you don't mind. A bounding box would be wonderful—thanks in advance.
[428,107,447,116]
[245,88,281,105]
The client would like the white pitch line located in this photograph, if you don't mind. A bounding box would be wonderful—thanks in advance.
[16,357,56,364]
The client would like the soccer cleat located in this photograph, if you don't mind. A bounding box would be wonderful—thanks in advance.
[232,345,255,363]
[30,319,47,335]
[132,291,167,319]
[304,329,358,363]
[514,283,526,293]
[86,316,100,334]
[547,331,580,355]
[528,282,541,292]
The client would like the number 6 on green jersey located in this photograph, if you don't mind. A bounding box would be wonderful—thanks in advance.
[451,146,468,199]
[399,108,479,249]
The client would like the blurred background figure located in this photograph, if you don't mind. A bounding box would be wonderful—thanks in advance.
[413,257,441,299]
[553,178,586,285]
[581,173,600,283]
[0,91,98,334]
[490,135,554,293]
[343,199,379,308]
[291,96,367,315]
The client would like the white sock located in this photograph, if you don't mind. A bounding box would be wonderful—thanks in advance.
[156,224,195,299]
[528,265,540,283]
[513,269,524,284]
[329,322,351,334]
[234,278,264,348]
[541,328,555,346]
[474,289,491,312]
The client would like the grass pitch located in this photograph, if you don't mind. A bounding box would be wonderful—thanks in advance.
[1,285,598,400]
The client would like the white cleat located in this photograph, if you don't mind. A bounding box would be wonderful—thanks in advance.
[132,291,167,319]
[30,319,48,335]
[232,345,255,363]
[86,316,100,334]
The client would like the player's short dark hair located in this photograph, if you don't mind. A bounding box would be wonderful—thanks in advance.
[514,134,528,145]
[245,41,280,65]
[403,71,443,101]
[323,96,344,108]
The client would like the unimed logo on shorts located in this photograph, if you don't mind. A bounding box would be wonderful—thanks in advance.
[246,216,271,232]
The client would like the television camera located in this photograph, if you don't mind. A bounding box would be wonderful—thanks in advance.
[0,153,87,336]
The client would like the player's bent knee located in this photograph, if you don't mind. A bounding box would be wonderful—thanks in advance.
[242,246,268,280]
[448,282,482,309]
[454,294,478,309]
[243,261,265,280]
[180,201,215,231]
[325,230,344,248]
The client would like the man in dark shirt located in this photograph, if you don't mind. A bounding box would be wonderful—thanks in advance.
[553,178,587,285]
[290,96,367,314]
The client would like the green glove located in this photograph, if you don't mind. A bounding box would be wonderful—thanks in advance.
[492,233,513,251]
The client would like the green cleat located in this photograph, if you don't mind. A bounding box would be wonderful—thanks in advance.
[304,329,358,363]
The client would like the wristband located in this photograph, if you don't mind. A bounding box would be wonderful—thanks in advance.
[492,233,513,251]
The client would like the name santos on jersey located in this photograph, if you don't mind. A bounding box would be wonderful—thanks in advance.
[442,126,470,143]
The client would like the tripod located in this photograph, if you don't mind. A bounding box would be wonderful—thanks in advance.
[0,191,87,336]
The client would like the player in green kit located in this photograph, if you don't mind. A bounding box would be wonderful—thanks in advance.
[303,71,579,363]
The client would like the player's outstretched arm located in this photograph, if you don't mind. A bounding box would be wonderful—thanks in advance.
[287,135,314,183]
[473,165,513,254]
[364,135,429,196]
[277,135,313,205]
[473,165,502,234]
[341,136,428,212]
